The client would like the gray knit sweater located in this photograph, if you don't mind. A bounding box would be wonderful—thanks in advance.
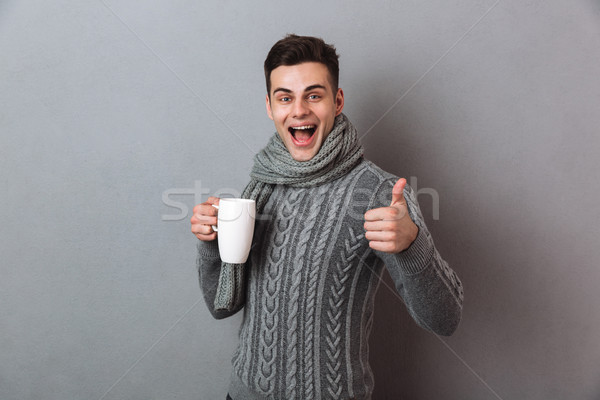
[197,159,463,399]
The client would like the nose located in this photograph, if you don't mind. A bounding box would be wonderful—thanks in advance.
[292,99,309,118]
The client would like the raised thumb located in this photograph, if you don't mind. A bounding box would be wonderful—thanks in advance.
[390,178,407,207]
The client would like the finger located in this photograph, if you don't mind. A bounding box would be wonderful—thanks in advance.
[192,198,220,214]
[368,240,397,253]
[191,223,216,236]
[364,219,398,232]
[191,214,217,226]
[365,230,397,242]
[193,203,219,217]
[364,206,401,222]
[390,178,407,207]
[193,203,212,216]
[207,197,220,205]
[195,232,217,241]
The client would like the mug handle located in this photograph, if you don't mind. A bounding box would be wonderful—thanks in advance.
[211,204,219,232]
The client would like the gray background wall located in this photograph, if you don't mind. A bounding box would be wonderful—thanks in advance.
[1,1,599,399]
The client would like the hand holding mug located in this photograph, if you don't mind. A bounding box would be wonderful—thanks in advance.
[191,197,256,263]
[191,196,220,241]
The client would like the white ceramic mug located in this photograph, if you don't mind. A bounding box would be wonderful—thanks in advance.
[211,198,256,263]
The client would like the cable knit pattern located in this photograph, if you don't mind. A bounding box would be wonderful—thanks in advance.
[232,187,285,385]
[325,226,364,397]
[284,185,328,399]
[197,159,464,400]
[255,189,305,396]
[302,184,345,399]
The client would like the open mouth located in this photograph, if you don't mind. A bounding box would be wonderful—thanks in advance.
[288,125,317,144]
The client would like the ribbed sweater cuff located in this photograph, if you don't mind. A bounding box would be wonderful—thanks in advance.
[197,240,220,258]
[388,227,434,275]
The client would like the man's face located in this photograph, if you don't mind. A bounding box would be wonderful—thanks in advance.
[266,62,344,162]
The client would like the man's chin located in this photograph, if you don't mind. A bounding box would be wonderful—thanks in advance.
[284,140,320,162]
[290,152,315,162]
[288,148,318,162]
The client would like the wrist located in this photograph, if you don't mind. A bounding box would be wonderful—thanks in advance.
[397,222,419,253]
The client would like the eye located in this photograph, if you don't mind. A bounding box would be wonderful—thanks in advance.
[308,94,321,101]
[280,96,291,102]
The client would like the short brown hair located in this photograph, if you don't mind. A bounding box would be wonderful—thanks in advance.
[264,34,340,96]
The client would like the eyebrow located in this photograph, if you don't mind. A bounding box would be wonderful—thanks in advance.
[272,87,292,95]
[305,84,327,92]
[272,84,328,96]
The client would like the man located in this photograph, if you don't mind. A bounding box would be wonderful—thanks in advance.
[191,34,463,400]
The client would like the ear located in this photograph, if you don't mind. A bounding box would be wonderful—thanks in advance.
[335,88,344,116]
[266,94,274,120]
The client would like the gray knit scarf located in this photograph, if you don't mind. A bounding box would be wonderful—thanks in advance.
[214,113,364,311]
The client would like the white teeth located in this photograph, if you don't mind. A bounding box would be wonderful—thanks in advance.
[292,125,315,130]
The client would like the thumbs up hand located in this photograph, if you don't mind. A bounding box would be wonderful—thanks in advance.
[364,178,419,253]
